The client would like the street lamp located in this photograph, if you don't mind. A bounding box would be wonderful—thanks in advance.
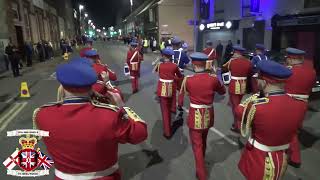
[84,13,88,18]
[130,0,133,12]
[103,27,105,30]
[79,4,84,11]
[88,20,92,24]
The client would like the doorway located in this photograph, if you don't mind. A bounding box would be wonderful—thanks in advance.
[15,26,24,52]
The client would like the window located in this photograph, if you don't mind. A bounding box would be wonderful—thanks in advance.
[24,8,31,39]
[149,9,154,22]
[12,2,20,21]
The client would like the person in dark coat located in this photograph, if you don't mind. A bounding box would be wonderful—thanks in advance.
[224,40,233,63]
[25,42,33,66]
[6,44,21,77]
[216,40,223,67]
[36,41,45,62]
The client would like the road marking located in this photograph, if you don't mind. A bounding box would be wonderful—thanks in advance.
[5,97,14,104]
[181,106,238,146]
[0,102,28,133]
[46,72,56,80]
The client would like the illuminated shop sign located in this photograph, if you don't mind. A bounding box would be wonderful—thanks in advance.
[205,21,233,30]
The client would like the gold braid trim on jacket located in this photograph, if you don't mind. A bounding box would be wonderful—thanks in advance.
[240,94,269,137]
[179,76,189,95]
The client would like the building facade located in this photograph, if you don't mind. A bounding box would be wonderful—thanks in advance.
[0,0,76,51]
[195,0,320,75]
[121,0,194,49]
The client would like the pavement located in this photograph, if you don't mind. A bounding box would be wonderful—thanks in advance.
[0,41,319,180]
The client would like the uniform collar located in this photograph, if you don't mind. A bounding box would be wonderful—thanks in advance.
[63,96,90,104]
[267,91,286,96]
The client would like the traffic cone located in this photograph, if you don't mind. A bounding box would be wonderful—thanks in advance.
[20,82,30,98]
[63,53,69,61]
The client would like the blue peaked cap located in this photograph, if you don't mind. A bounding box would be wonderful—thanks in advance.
[162,48,175,56]
[56,62,97,87]
[172,36,182,45]
[190,52,208,61]
[84,49,98,57]
[233,46,246,52]
[69,57,94,67]
[286,47,305,55]
[256,44,265,50]
[256,60,292,79]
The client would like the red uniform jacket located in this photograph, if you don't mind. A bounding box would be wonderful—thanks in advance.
[182,73,226,130]
[155,61,182,97]
[79,47,92,57]
[126,49,142,77]
[226,57,252,95]
[35,98,147,179]
[202,47,216,60]
[93,63,117,81]
[285,63,316,96]
[236,93,306,180]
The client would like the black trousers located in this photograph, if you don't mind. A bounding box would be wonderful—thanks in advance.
[26,54,32,66]
[10,59,20,77]
[4,56,10,70]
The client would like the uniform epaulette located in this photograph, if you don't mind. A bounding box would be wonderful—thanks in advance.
[91,100,120,111]
[123,107,145,123]
[40,102,61,108]
[209,73,217,77]
[252,97,269,105]
[287,65,293,69]
[180,75,191,94]
[152,62,161,73]
[240,94,259,107]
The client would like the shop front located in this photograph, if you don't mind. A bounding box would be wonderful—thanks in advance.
[198,20,239,51]
[272,13,320,75]
[272,13,320,94]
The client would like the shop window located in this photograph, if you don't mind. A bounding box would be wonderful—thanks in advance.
[12,2,20,21]
[149,9,155,22]
[304,0,320,8]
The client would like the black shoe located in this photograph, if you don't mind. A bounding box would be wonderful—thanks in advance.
[230,127,240,134]
[163,134,172,140]
[288,161,301,168]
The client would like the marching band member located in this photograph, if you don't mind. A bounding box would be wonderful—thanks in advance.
[80,39,94,57]
[153,48,183,139]
[127,41,143,94]
[34,61,148,180]
[236,60,306,180]
[172,37,190,114]
[250,44,268,94]
[222,46,252,133]
[180,52,226,180]
[284,48,317,168]
[202,40,217,73]
[84,50,124,106]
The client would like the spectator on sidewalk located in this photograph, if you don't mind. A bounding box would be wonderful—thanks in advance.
[216,40,223,67]
[8,45,21,77]
[223,40,233,63]
[37,41,45,62]
[48,41,54,59]
[25,41,33,67]
[44,40,50,60]
[151,37,157,52]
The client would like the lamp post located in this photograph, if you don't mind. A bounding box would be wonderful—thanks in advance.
[130,0,133,13]
[79,5,84,34]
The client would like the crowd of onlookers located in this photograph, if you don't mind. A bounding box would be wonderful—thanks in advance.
[1,36,86,77]
[122,34,236,68]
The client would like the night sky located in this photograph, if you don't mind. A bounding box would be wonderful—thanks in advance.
[73,0,145,28]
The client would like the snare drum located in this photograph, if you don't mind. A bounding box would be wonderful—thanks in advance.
[222,72,231,85]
